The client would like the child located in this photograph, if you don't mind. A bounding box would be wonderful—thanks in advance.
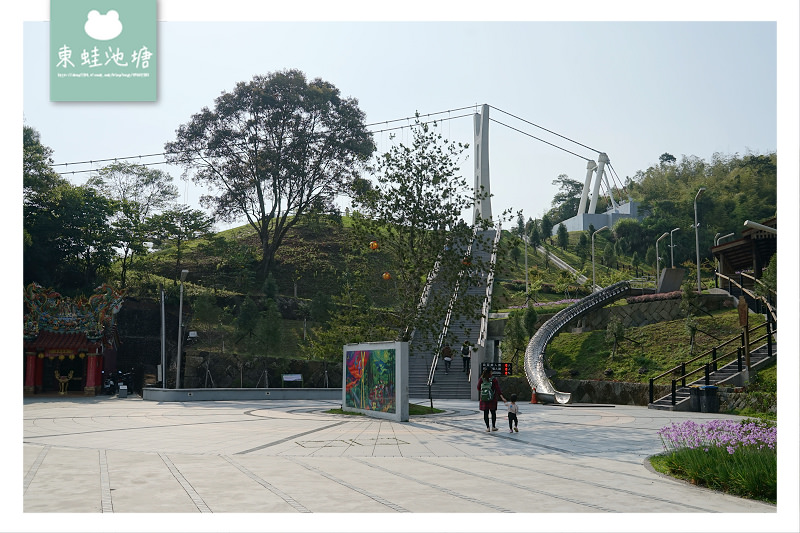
[505,393,519,433]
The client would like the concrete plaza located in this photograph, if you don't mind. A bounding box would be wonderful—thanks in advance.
[20,394,784,531]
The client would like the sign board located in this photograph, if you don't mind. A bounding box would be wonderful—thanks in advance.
[343,341,408,422]
[481,362,513,376]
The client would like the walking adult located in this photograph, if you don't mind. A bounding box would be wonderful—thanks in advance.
[460,342,471,374]
[477,367,506,432]
[441,344,453,374]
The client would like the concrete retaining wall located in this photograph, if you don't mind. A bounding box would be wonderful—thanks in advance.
[143,387,342,402]
[497,376,671,406]
[570,293,735,331]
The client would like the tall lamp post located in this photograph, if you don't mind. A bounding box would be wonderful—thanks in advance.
[655,232,669,292]
[591,225,608,292]
[160,283,166,388]
[669,227,680,268]
[523,234,529,306]
[694,188,706,293]
[176,269,189,389]
[714,232,735,274]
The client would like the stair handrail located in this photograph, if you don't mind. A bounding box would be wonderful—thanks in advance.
[649,319,777,404]
[475,226,502,371]
[715,272,776,324]
[426,230,478,389]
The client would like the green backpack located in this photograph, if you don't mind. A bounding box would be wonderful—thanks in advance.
[479,378,494,402]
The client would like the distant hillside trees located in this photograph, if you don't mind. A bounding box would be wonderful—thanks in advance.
[165,69,375,281]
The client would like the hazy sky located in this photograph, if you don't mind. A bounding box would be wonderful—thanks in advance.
[8,2,800,532]
[20,10,785,232]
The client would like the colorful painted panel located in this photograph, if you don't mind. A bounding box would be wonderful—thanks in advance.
[345,348,396,413]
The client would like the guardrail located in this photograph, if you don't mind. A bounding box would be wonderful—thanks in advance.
[715,272,776,323]
[649,319,777,405]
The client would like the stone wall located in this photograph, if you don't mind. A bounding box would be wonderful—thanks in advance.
[718,388,777,414]
[497,375,672,406]
[570,293,735,331]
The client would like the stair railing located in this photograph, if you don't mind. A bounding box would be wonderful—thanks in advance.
[649,320,777,404]
[715,272,776,324]
[426,230,478,397]
[474,226,501,383]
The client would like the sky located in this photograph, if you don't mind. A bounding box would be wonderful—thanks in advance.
[7,2,800,532]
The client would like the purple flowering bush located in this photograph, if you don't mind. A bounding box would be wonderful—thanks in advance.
[657,419,777,502]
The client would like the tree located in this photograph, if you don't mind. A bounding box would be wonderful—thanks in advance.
[165,69,375,280]
[605,315,625,360]
[24,126,70,286]
[350,116,495,349]
[527,218,541,254]
[631,251,641,277]
[540,214,554,245]
[602,242,615,267]
[549,174,584,223]
[509,243,522,266]
[659,152,677,165]
[556,223,569,250]
[575,232,589,264]
[147,205,214,282]
[87,162,178,287]
[50,185,118,290]
[514,211,525,237]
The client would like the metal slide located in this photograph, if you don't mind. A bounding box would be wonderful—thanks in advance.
[524,281,632,404]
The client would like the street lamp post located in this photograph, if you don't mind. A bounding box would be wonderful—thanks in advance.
[669,227,680,268]
[591,225,608,292]
[694,188,706,293]
[176,269,189,389]
[160,283,165,388]
[523,234,529,306]
[656,232,669,292]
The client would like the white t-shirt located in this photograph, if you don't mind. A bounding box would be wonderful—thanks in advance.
[507,403,519,414]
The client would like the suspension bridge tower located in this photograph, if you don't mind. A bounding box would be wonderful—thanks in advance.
[473,104,492,224]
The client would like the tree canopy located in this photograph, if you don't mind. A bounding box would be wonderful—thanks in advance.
[164,69,375,279]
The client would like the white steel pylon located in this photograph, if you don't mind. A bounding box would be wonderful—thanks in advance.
[473,104,492,224]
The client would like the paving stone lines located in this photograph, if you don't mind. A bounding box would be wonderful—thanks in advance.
[21,397,778,518]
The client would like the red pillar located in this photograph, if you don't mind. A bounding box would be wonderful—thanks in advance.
[84,353,100,395]
[24,353,37,394]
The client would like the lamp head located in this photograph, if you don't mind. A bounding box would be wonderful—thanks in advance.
[180,269,189,282]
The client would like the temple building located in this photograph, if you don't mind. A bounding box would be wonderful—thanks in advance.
[23,283,124,395]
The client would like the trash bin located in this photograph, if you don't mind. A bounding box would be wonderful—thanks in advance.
[689,386,702,412]
[699,386,719,413]
[118,385,128,399]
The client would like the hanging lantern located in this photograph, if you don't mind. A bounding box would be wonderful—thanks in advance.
[369,240,379,250]
[382,272,391,280]
[68,354,75,360]
[58,355,65,360]
[37,352,44,359]
[78,352,86,359]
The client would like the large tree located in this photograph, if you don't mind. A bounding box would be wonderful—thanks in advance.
[87,162,179,287]
[146,205,214,282]
[164,69,375,279]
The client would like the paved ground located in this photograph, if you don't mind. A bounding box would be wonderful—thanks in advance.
[20,394,784,531]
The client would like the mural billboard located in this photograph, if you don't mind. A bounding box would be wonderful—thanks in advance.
[342,341,408,422]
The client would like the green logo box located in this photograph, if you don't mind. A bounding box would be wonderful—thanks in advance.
[50,0,157,102]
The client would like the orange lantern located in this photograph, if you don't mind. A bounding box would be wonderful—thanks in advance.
[68,354,75,360]
[78,352,86,359]
[382,272,391,280]
[369,240,379,250]
[58,355,65,360]
[37,352,44,359]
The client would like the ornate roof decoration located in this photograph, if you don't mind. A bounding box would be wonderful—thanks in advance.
[24,283,125,343]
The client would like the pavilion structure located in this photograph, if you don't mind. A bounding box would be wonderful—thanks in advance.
[23,283,124,396]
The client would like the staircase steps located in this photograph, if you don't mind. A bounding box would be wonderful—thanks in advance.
[408,229,496,400]
[649,342,776,411]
